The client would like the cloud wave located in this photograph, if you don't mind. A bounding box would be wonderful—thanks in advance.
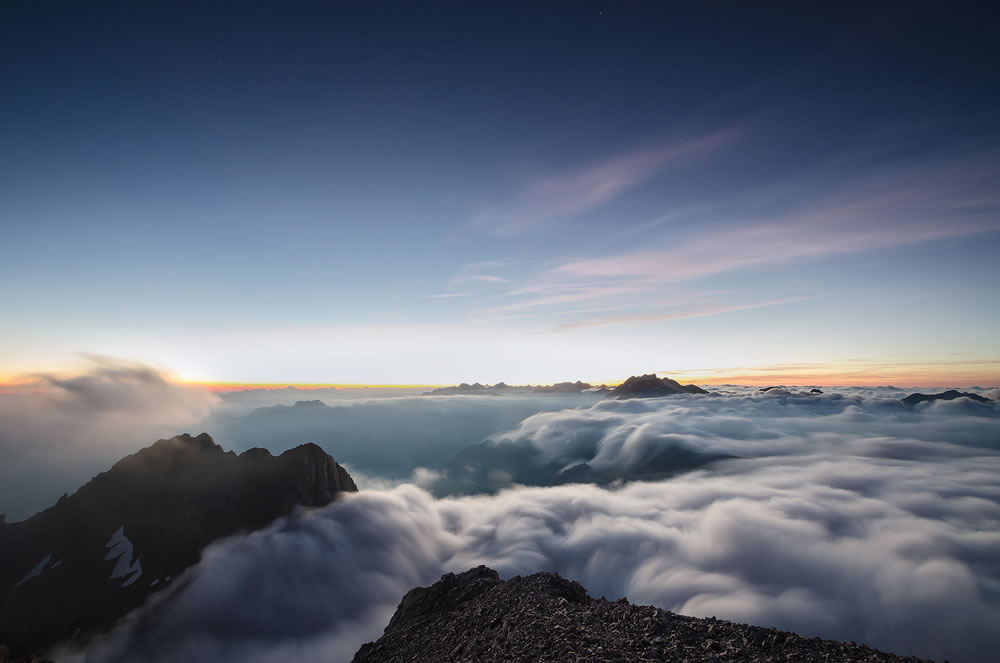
[79,389,1000,663]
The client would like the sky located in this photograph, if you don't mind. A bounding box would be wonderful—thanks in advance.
[2,2,998,386]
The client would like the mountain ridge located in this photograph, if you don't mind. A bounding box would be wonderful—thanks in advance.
[0,433,356,658]
[352,566,931,662]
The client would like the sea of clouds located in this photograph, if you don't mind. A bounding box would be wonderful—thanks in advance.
[68,384,999,663]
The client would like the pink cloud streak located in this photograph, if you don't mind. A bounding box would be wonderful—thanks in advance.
[474,130,739,236]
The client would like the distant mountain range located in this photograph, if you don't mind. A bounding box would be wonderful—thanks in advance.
[423,374,716,397]
[352,566,925,663]
[423,381,608,395]
[0,433,356,658]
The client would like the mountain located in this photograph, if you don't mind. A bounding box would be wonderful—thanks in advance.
[352,566,928,663]
[607,374,709,399]
[901,389,991,406]
[423,382,503,395]
[0,433,356,658]
[532,380,593,393]
[424,381,599,395]
[251,399,333,413]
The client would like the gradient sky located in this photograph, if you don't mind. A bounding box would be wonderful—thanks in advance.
[2,2,998,386]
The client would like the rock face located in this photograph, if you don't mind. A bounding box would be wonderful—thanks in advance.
[0,433,356,658]
[902,389,990,406]
[607,374,709,399]
[532,380,593,393]
[353,566,930,663]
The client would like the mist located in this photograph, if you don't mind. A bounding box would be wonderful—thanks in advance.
[208,392,601,484]
[0,359,218,521]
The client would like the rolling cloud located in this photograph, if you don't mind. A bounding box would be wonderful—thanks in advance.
[77,389,999,663]
[424,386,999,492]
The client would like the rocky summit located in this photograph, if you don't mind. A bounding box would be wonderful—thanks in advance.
[901,389,991,406]
[353,566,930,663]
[607,374,709,399]
[0,433,356,658]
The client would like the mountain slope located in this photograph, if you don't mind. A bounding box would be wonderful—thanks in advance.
[353,566,930,663]
[608,374,709,399]
[0,433,356,657]
[901,389,991,406]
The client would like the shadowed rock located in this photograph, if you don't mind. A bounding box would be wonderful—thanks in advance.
[608,374,708,399]
[902,389,990,406]
[0,433,356,658]
[353,566,932,663]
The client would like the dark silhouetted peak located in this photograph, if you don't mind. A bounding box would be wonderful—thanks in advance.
[607,374,708,399]
[292,399,329,408]
[0,436,356,657]
[533,380,593,393]
[424,380,604,395]
[353,567,924,663]
[147,431,222,454]
[239,447,273,459]
[902,389,990,406]
[810,388,824,394]
[759,386,787,392]
[385,566,502,633]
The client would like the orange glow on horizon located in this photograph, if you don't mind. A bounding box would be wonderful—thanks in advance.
[2,361,996,394]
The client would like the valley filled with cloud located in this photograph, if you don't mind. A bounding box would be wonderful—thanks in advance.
[36,379,995,663]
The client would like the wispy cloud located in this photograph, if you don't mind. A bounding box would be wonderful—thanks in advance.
[552,296,816,332]
[554,158,1000,282]
[471,130,739,236]
[452,152,999,333]
[419,292,471,299]
[476,284,641,319]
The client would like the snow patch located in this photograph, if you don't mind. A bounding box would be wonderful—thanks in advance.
[15,553,52,586]
[150,578,160,587]
[104,526,142,587]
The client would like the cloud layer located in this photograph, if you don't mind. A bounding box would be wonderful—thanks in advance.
[79,389,1000,663]
[426,386,999,493]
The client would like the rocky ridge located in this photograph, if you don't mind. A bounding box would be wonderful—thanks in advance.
[353,566,930,663]
[423,381,603,396]
[901,389,991,406]
[607,374,709,399]
[0,433,356,658]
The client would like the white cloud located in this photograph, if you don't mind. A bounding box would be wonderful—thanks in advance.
[80,389,1000,663]
[0,358,218,521]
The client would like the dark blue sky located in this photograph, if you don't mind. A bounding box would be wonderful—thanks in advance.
[2,2,998,384]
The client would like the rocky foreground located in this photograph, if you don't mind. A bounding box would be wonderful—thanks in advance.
[353,566,931,663]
